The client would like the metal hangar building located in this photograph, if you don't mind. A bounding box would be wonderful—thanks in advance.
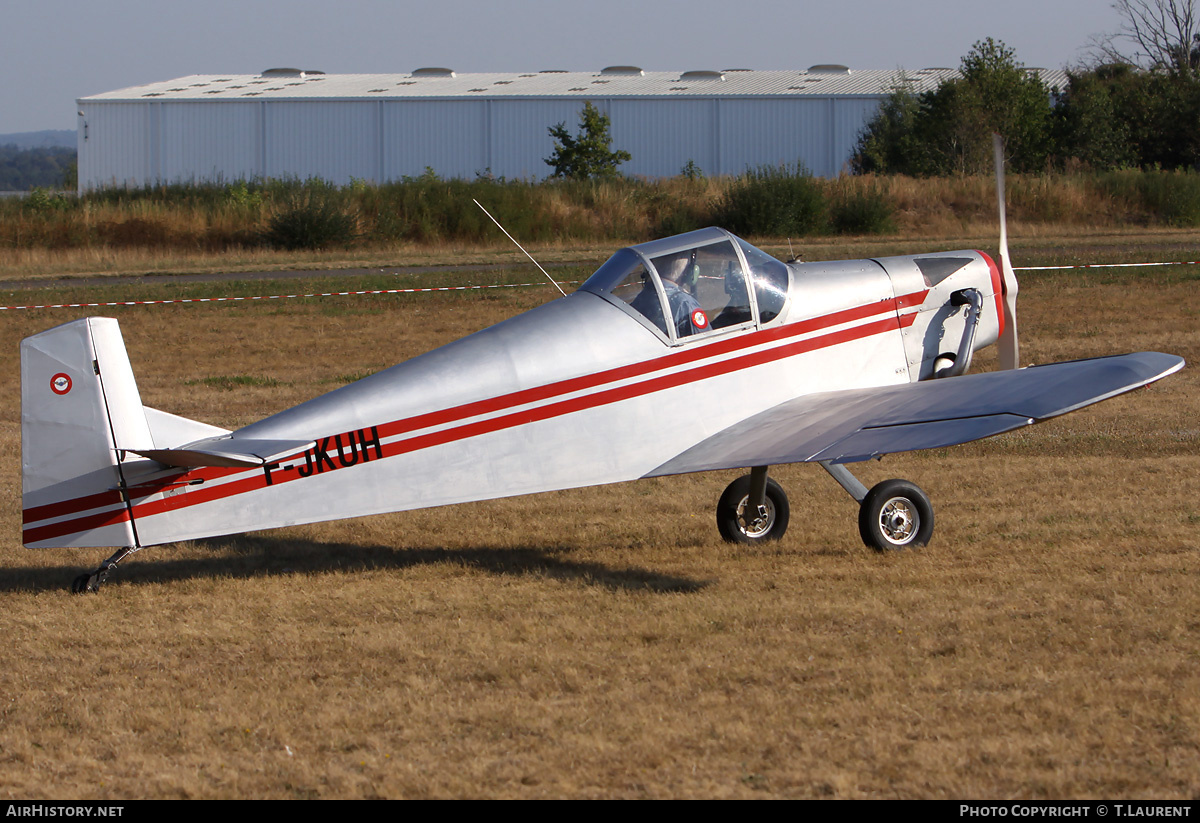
[75,66,1059,191]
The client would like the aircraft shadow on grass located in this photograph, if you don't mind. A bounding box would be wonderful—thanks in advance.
[1,535,711,595]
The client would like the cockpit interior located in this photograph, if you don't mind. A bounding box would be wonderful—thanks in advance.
[581,228,790,345]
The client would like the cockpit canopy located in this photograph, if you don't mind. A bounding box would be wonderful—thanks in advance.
[580,228,790,344]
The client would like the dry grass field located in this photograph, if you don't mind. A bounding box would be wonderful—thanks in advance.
[0,233,1197,799]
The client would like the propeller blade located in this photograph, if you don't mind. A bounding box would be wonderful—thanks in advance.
[993,134,1019,370]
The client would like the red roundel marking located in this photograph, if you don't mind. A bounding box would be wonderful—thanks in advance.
[50,373,72,395]
[691,309,708,329]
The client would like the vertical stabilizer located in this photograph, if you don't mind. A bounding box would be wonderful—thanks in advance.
[21,318,151,548]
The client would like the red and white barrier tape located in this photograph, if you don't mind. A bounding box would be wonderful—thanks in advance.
[0,281,560,311]
[1015,260,1200,271]
[1,258,1196,312]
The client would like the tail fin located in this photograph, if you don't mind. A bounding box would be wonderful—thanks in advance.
[21,317,153,548]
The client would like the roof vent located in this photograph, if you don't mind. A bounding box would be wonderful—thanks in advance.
[680,70,725,80]
[722,68,754,72]
[601,65,644,76]
[412,67,455,77]
[807,64,850,74]
[539,69,569,73]
[262,68,306,78]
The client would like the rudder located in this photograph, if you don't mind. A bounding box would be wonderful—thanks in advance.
[21,317,152,548]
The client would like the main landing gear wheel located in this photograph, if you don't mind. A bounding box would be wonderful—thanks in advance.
[716,475,790,544]
[858,479,934,551]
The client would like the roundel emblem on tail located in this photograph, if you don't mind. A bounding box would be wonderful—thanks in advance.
[50,373,72,395]
[691,309,708,329]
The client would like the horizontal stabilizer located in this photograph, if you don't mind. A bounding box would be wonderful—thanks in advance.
[131,436,314,468]
[648,351,1184,475]
[143,406,230,447]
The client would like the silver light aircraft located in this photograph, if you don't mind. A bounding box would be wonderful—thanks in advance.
[21,144,1184,592]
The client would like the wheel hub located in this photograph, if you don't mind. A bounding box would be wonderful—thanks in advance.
[736,496,775,538]
[879,497,918,545]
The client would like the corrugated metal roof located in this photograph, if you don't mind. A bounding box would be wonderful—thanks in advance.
[81,68,1069,102]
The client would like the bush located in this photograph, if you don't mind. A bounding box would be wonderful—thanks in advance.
[1138,171,1200,226]
[24,187,75,215]
[714,164,828,237]
[1096,170,1200,226]
[263,183,358,250]
[830,187,895,234]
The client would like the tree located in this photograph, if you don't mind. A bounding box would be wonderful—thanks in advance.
[544,102,631,179]
[850,77,926,174]
[0,145,76,190]
[1091,0,1200,78]
[1052,67,1138,169]
[850,39,1052,175]
[947,38,1054,172]
[1054,62,1200,169]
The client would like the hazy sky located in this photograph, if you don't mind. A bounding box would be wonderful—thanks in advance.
[3,0,1126,133]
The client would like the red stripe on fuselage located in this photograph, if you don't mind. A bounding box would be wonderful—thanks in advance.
[127,313,912,525]
[370,295,916,442]
[26,292,923,543]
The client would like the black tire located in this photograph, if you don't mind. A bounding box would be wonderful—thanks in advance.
[71,573,93,594]
[858,479,933,551]
[716,475,790,544]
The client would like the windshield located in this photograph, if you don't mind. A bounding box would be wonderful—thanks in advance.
[581,248,670,336]
[735,237,790,323]
[582,230,788,341]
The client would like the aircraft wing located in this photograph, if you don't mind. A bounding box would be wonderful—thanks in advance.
[648,351,1184,475]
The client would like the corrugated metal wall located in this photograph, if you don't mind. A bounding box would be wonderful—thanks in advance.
[78,94,883,190]
[384,99,485,179]
[611,98,717,178]
[487,99,591,180]
[265,102,378,182]
[79,103,153,189]
[161,102,260,182]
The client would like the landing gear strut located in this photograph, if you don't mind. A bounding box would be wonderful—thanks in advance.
[71,546,140,594]
[715,463,934,550]
[716,466,790,544]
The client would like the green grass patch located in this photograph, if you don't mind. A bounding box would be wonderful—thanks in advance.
[186,375,285,390]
